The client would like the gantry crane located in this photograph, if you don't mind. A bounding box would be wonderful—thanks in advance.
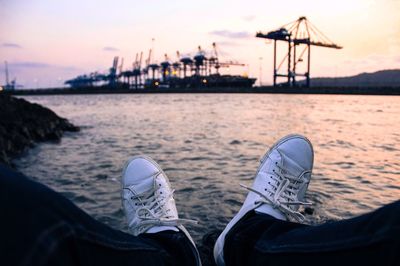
[194,46,207,76]
[132,52,143,88]
[3,61,16,90]
[209,43,246,75]
[160,54,171,81]
[108,56,119,87]
[172,51,181,77]
[146,49,160,81]
[179,52,193,78]
[256,16,342,87]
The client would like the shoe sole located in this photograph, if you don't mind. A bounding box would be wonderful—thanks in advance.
[213,134,314,266]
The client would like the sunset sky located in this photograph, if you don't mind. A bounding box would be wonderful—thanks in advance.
[0,0,399,88]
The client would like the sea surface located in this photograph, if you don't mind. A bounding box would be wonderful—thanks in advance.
[15,94,400,244]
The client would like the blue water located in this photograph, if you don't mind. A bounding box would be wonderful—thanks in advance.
[15,94,400,243]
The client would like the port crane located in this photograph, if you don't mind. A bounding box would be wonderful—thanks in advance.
[256,16,342,87]
[107,56,119,87]
[179,52,194,78]
[160,54,171,81]
[2,61,16,90]
[172,51,181,77]
[146,49,160,81]
[194,46,207,76]
[134,52,143,88]
[65,42,255,89]
[142,49,152,80]
[210,43,245,75]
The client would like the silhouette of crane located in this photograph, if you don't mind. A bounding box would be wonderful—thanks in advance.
[107,56,119,87]
[209,42,246,75]
[3,61,16,90]
[172,51,181,78]
[179,52,193,78]
[256,16,342,87]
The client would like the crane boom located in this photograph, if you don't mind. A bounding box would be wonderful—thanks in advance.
[139,52,143,68]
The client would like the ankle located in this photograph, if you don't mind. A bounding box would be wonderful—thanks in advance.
[255,204,286,221]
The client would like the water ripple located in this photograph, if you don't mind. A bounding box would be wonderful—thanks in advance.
[14,94,400,246]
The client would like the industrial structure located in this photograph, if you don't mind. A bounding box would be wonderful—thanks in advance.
[1,61,16,91]
[256,16,342,87]
[65,43,256,89]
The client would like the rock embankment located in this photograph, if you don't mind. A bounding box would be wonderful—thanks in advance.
[0,94,79,166]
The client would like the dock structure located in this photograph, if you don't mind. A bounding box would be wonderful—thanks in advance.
[65,43,255,89]
[1,61,16,91]
[256,17,342,87]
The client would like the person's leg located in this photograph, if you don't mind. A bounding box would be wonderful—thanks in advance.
[224,203,400,266]
[0,162,199,266]
[214,134,314,265]
[223,211,306,265]
[120,155,201,265]
[214,134,400,266]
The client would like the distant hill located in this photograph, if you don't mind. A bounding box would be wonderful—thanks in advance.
[301,69,400,87]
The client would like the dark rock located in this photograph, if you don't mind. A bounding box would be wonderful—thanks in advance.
[0,94,79,165]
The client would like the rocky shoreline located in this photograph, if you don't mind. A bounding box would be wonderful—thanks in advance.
[0,94,79,166]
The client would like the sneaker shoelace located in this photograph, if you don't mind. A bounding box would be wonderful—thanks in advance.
[241,162,312,222]
[125,187,197,235]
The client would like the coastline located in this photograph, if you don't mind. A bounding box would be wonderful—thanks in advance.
[0,94,79,166]
[4,85,400,96]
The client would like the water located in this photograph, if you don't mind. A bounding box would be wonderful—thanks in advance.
[14,94,400,245]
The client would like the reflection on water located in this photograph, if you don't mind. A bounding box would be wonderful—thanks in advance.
[15,94,400,243]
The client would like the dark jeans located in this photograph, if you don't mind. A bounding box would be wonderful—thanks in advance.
[1,164,399,266]
[224,205,400,266]
[0,165,198,266]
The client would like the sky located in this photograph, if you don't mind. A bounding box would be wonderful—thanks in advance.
[0,0,399,88]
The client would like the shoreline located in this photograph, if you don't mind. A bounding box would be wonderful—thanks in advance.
[0,94,79,166]
[4,85,400,96]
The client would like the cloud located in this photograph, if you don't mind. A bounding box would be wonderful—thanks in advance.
[103,46,119,52]
[216,41,240,47]
[11,62,51,68]
[3,61,78,71]
[242,15,256,22]
[209,30,252,39]
[2,42,22,49]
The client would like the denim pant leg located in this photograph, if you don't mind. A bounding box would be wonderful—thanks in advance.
[224,202,400,266]
[0,165,198,266]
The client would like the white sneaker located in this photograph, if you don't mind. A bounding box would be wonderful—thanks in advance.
[121,155,202,265]
[213,134,314,266]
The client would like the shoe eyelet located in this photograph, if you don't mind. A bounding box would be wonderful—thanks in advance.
[159,184,161,187]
